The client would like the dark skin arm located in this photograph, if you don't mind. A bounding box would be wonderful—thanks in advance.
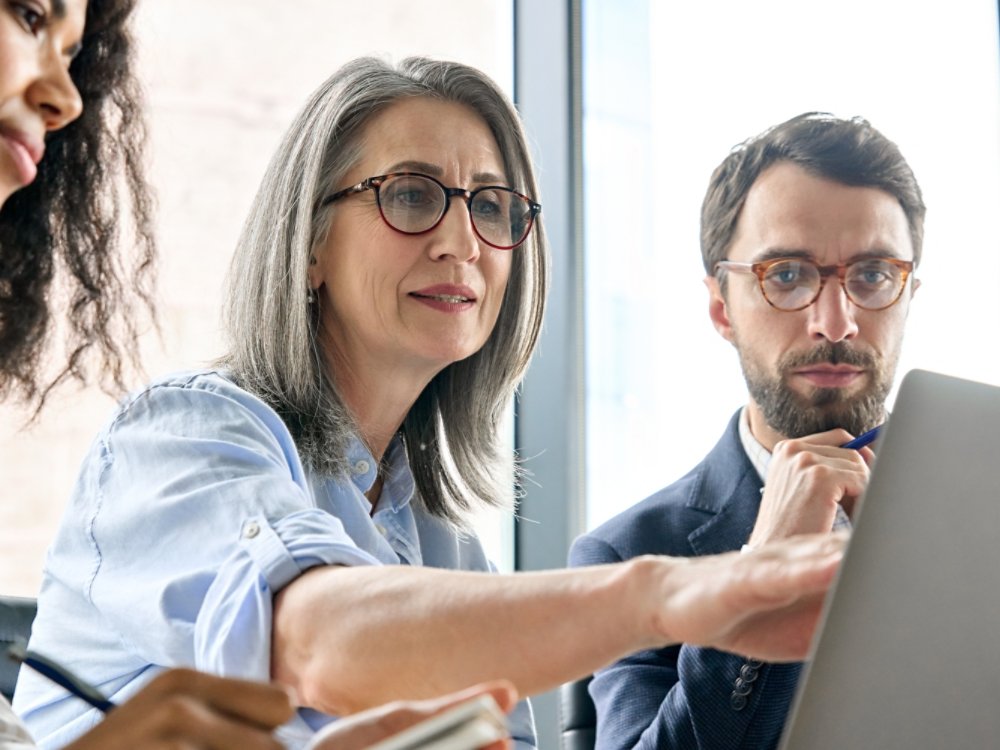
[62,669,293,750]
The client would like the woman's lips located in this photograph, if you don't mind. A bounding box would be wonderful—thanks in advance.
[408,284,477,312]
[0,129,43,186]
[409,292,475,312]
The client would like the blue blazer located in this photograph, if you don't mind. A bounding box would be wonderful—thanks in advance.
[570,412,802,749]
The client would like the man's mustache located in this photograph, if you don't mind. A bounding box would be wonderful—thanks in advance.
[781,342,877,370]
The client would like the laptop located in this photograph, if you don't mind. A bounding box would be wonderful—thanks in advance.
[780,368,1000,750]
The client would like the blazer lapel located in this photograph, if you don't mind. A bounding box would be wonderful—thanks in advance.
[686,411,765,556]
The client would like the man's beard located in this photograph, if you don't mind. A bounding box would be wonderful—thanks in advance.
[737,340,895,439]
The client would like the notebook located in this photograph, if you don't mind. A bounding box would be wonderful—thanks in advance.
[779,368,1000,749]
[359,694,507,750]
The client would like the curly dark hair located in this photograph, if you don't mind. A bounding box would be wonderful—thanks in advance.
[0,0,155,414]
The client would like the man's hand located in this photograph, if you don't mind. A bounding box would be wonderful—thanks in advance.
[306,680,517,750]
[748,429,874,547]
[63,669,294,750]
[647,532,847,661]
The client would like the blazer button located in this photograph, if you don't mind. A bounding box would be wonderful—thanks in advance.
[730,693,748,711]
[740,663,759,682]
[732,678,753,697]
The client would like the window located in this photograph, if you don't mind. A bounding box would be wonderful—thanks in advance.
[583,0,1000,528]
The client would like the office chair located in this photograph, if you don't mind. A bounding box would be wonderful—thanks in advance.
[560,674,596,750]
[0,596,37,702]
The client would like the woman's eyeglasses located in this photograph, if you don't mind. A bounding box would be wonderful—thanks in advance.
[714,256,915,311]
[322,172,541,250]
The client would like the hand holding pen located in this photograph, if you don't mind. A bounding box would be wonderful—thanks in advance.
[8,646,294,750]
[8,643,116,713]
[840,424,883,451]
[8,645,517,750]
[749,425,880,547]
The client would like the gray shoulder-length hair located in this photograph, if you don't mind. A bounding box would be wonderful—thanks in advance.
[218,56,549,526]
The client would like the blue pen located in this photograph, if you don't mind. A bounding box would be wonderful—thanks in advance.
[840,424,882,450]
[7,643,116,713]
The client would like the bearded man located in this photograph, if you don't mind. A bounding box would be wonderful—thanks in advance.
[569,112,924,750]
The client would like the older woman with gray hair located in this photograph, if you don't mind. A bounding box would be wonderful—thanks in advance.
[19,56,843,749]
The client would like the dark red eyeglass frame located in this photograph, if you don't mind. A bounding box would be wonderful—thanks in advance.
[321,171,542,250]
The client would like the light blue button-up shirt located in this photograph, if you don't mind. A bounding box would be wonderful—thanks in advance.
[13,370,535,749]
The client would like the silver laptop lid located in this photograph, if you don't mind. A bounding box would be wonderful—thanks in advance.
[780,369,1000,750]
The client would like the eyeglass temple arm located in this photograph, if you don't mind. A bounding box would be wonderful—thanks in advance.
[321,179,376,207]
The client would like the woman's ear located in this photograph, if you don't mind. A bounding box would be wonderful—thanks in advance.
[705,275,736,345]
[307,255,320,290]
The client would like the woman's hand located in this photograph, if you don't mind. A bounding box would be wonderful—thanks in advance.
[306,679,517,750]
[644,532,846,661]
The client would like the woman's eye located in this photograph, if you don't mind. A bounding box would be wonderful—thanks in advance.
[473,198,502,217]
[472,190,513,223]
[388,188,431,207]
[11,2,47,35]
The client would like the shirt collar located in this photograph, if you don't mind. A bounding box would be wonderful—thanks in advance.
[344,433,415,512]
[738,406,771,484]
[381,435,416,512]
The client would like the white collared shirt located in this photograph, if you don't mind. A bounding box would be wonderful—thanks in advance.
[738,407,852,532]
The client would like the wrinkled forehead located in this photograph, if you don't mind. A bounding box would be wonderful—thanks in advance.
[733,162,914,264]
[352,97,510,186]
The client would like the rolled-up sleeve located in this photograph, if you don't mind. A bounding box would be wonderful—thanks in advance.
[20,371,541,749]
[86,374,377,681]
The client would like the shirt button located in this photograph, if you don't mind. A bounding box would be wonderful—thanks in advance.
[375,524,387,536]
[353,459,371,475]
[243,521,260,539]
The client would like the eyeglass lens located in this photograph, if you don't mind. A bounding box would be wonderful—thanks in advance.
[377,174,534,249]
[761,258,906,310]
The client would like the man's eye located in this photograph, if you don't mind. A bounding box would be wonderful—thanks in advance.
[767,266,802,285]
[851,262,896,286]
[857,269,890,286]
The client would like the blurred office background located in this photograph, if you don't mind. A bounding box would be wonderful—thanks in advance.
[1,1,998,746]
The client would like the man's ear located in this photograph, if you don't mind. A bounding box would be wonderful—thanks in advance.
[705,275,736,345]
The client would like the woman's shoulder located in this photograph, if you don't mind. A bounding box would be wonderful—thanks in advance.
[108,368,290,439]
[121,368,254,406]
[129,368,242,400]
[78,369,314,505]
